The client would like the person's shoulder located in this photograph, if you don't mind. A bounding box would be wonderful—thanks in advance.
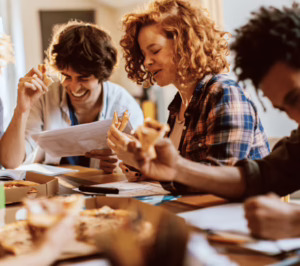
[104,81,137,100]
[104,81,129,93]
[207,74,250,100]
[207,74,241,92]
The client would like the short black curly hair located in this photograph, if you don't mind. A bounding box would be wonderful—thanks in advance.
[46,20,117,83]
[231,3,300,90]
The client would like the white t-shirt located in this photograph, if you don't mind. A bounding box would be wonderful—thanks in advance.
[169,115,185,149]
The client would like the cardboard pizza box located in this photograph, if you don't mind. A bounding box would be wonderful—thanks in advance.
[5,196,187,228]
[5,172,58,204]
[3,196,189,264]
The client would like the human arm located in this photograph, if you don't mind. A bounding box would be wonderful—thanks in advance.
[108,124,246,199]
[132,138,246,199]
[0,68,47,168]
[132,128,300,199]
[237,126,300,198]
[244,193,300,239]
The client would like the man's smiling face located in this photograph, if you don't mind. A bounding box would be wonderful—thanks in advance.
[61,67,101,108]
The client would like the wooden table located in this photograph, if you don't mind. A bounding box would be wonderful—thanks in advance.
[56,166,281,266]
[161,194,280,265]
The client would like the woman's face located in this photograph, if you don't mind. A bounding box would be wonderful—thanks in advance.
[138,24,177,87]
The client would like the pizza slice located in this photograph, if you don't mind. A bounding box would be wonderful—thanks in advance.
[4,180,40,189]
[0,221,33,256]
[135,118,170,159]
[76,205,154,247]
[38,64,54,87]
[24,194,84,239]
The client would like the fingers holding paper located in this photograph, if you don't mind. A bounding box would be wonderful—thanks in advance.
[244,193,300,239]
[86,148,119,174]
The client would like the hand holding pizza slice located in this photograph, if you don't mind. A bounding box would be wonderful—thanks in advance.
[108,117,170,171]
[37,64,54,87]
[135,118,170,159]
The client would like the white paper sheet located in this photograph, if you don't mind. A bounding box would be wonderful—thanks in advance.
[186,233,237,266]
[73,181,170,197]
[16,163,78,176]
[179,203,300,255]
[0,170,26,180]
[31,119,132,158]
[179,203,249,234]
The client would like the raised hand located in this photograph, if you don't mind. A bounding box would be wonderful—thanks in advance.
[16,67,48,114]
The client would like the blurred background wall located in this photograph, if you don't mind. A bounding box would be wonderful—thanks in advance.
[0,0,297,138]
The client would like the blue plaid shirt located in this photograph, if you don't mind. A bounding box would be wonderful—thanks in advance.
[167,74,270,166]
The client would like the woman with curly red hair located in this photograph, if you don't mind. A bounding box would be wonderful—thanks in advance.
[118,0,269,183]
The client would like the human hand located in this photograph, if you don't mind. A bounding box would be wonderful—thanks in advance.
[86,148,119,174]
[127,138,179,182]
[244,193,300,239]
[107,123,137,153]
[107,123,140,168]
[119,162,143,182]
[16,67,48,114]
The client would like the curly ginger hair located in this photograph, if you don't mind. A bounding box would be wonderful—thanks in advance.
[120,0,230,86]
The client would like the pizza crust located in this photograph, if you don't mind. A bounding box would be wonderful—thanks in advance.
[4,181,40,189]
[0,221,33,256]
[38,64,54,87]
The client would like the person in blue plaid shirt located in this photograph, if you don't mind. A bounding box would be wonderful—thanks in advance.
[118,0,269,179]
[108,2,300,240]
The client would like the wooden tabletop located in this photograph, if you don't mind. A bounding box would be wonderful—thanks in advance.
[57,166,282,266]
[160,194,280,265]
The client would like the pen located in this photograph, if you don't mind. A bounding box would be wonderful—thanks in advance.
[78,185,119,194]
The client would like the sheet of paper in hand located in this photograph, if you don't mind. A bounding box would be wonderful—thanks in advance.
[31,119,133,158]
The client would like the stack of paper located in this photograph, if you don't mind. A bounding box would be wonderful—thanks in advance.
[31,119,132,158]
[16,163,78,176]
[74,181,171,197]
[0,170,26,180]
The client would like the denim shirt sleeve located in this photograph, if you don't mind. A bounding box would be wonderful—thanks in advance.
[236,126,300,198]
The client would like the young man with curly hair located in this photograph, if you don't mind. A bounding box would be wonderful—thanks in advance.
[117,0,269,182]
[108,3,300,239]
[0,21,144,171]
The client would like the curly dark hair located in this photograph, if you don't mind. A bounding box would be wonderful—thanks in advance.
[46,20,117,83]
[231,3,300,90]
[120,0,230,86]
